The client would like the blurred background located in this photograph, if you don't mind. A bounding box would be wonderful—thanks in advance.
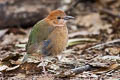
[0,0,120,80]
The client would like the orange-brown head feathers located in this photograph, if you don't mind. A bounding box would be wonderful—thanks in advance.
[45,10,74,27]
[47,10,66,20]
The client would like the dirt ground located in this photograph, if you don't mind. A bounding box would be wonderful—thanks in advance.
[0,0,120,80]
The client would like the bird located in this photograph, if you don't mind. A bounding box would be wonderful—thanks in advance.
[22,10,74,74]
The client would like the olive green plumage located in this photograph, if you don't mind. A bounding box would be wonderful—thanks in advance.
[26,20,53,54]
[22,19,54,62]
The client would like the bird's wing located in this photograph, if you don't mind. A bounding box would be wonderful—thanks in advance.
[41,39,52,56]
[26,20,54,54]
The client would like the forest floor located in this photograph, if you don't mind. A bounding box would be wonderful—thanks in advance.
[0,0,120,80]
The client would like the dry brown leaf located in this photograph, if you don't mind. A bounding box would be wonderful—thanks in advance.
[105,47,120,55]
[93,63,120,74]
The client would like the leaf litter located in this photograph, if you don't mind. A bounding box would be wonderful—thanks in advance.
[0,0,120,80]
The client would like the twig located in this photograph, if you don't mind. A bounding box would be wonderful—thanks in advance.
[71,65,92,74]
[100,8,120,19]
[86,39,120,50]
[56,65,93,77]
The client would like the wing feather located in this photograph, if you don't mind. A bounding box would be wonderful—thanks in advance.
[26,20,54,54]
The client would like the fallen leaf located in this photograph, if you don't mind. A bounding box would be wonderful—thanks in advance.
[0,65,8,71]
[6,65,20,71]
[93,63,120,74]
[68,38,96,46]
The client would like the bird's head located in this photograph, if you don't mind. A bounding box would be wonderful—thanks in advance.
[45,10,74,27]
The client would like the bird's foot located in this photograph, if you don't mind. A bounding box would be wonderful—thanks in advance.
[43,70,48,76]
[37,59,48,75]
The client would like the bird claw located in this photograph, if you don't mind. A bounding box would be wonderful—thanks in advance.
[37,62,48,75]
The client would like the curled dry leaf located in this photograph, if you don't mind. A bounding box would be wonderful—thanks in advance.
[6,65,20,71]
[0,65,8,71]
[93,63,120,74]
[68,38,96,46]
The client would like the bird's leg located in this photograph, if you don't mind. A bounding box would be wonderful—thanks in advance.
[21,53,29,63]
[41,56,47,75]
[57,55,63,61]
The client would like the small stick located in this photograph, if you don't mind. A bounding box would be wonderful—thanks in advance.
[71,65,92,74]
[57,65,93,77]
[86,39,120,50]
[100,8,120,18]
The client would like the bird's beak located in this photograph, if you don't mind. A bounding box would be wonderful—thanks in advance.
[64,16,74,20]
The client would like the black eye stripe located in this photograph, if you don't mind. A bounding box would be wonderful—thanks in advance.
[57,16,61,19]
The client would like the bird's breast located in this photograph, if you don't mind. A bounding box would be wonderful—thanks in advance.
[47,25,68,56]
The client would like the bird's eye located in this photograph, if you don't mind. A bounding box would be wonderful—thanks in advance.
[57,16,61,19]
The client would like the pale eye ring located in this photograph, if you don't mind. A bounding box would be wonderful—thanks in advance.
[57,16,61,19]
